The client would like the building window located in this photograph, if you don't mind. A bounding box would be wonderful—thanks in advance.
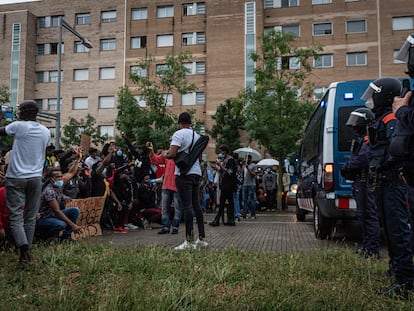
[99,67,115,80]
[157,5,174,18]
[346,20,366,33]
[346,52,367,66]
[156,64,169,76]
[133,95,146,107]
[162,94,173,106]
[101,11,117,23]
[275,56,300,70]
[264,0,299,8]
[48,127,56,138]
[131,7,148,20]
[75,41,90,53]
[74,69,89,81]
[36,71,62,83]
[182,32,205,46]
[76,13,90,25]
[100,39,116,51]
[182,2,206,16]
[156,35,173,47]
[99,125,114,138]
[131,36,147,49]
[48,98,58,111]
[313,22,332,36]
[37,43,62,55]
[392,16,414,31]
[99,96,115,109]
[130,66,147,77]
[182,92,205,105]
[282,24,300,37]
[184,62,206,75]
[313,54,333,68]
[312,0,331,4]
[37,15,63,28]
[73,97,88,110]
[313,86,328,100]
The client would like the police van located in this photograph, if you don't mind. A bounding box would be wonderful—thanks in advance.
[296,80,372,239]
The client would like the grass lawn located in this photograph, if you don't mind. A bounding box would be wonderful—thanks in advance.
[0,241,412,310]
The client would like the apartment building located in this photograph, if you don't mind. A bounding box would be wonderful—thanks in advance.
[0,0,413,157]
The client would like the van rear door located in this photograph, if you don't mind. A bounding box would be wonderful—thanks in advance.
[332,80,371,196]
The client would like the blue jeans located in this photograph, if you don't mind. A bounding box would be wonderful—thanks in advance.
[382,180,414,284]
[175,174,205,240]
[36,208,80,239]
[233,185,241,218]
[242,185,256,218]
[6,177,42,247]
[160,189,183,231]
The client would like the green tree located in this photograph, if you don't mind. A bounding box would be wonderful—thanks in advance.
[117,51,199,150]
[0,85,10,104]
[61,114,107,149]
[210,92,246,152]
[245,30,322,163]
[0,86,13,149]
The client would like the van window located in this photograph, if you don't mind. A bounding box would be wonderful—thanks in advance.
[337,106,363,152]
[301,92,328,162]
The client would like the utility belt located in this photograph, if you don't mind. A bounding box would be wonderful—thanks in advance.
[354,170,368,183]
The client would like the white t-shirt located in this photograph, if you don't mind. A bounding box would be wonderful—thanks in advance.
[171,127,201,176]
[5,121,50,178]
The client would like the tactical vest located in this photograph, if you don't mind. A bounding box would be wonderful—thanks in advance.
[369,112,396,170]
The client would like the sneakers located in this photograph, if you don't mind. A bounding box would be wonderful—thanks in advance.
[113,226,128,233]
[124,223,139,230]
[171,228,179,234]
[173,240,195,250]
[158,228,170,234]
[193,238,208,248]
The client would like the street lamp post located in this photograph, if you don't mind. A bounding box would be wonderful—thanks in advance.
[56,17,93,149]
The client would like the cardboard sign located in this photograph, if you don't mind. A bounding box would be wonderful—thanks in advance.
[65,196,105,240]
[80,134,91,154]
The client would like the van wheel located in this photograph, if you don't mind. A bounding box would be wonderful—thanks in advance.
[313,200,333,239]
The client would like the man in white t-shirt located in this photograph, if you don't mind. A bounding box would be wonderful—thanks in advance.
[162,112,208,250]
[0,100,50,268]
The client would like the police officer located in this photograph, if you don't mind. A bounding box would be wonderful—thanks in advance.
[362,77,414,298]
[341,108,380,259]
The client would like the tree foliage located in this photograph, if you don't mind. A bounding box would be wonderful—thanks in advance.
[210,92,246,152]
[245,30,322,162]
[117,51,200,150]
[61,114,107,149]
[0,85,10,105]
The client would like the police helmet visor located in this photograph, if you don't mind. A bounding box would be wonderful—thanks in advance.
[345,111,367,127]
[395,34,414,63]
[361,82,383,109]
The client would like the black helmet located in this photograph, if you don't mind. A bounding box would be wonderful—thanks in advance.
[361,77,401,114]
[346,107,375,136]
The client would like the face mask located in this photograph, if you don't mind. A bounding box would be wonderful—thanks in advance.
[365,98,374,110]
[53,180,64,188]
[116,150,123,157]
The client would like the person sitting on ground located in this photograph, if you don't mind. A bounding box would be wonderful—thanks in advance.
[136,175,162,227]
[36,147,83,242]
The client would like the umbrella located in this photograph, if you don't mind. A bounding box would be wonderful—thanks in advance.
[233,147,262,161]
[257,158,279,167]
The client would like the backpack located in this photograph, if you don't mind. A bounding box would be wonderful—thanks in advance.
[175,133,209,175]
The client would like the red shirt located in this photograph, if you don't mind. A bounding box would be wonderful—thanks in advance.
[0,187,10,230]
[150,152,177,192]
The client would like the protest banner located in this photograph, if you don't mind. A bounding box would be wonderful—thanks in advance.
[66,196,105,240]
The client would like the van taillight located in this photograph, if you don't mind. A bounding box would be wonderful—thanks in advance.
[323,164,334,191]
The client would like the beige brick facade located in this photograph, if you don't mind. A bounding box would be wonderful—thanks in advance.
[0,0,413,158]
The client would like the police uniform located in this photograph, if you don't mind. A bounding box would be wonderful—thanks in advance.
[342,134,380,257]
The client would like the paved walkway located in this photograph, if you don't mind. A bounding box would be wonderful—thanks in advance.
[90,208,386,255]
